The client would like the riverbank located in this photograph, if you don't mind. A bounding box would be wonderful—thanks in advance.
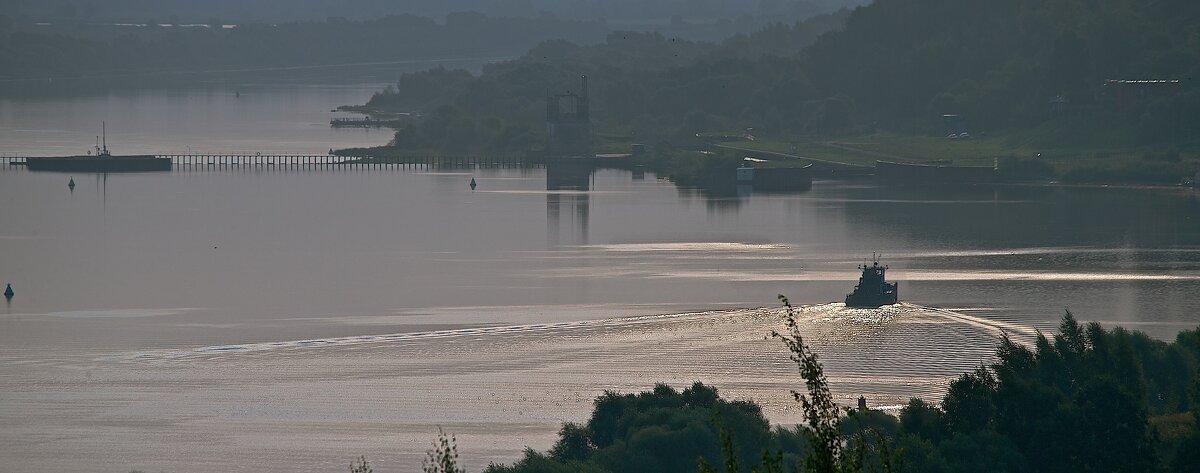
[721,132,1200,185]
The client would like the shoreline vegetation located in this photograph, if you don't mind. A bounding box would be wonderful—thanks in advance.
[365,298,1200,473]
[344,0,1198,187]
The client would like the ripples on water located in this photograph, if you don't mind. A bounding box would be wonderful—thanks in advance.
[1,303,1014,472]
[2,167,1198,471]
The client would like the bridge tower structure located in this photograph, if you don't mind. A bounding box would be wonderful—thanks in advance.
[545,76,593,158]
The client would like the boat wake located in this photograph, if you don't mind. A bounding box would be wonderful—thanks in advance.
[112,302,1028,366]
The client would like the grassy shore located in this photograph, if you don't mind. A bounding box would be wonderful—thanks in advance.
[334,125,1198,185]
[721,132,1200,184]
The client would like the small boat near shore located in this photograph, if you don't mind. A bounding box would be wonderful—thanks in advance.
[25,123,171,173]
[845,255,899,308]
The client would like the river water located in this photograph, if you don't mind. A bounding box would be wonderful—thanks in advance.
[0,57,507,156]
[1,80,1199,472]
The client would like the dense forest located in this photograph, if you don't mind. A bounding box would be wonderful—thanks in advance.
[359,0,1199,181]
[802,0,1200,140]
[471,312,1200,473]
[358,11,849,154]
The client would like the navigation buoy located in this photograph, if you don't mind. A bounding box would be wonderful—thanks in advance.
[68,177,76,190]
[4,284,13,300]
[469,178,477,190]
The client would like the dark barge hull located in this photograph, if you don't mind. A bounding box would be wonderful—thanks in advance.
[25,155,172,173]
[875,160,995,185]
[751,165,813,192]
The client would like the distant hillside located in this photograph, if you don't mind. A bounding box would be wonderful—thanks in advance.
[0,14,610,81]
[0,1,866,82]
[364,0,1198,154]
[355,11,850,154]
[803,0,1200,143]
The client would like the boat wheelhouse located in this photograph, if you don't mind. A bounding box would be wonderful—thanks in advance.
[845,255,898,308]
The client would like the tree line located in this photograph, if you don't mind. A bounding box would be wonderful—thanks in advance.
[360,0,1198,172]
[360,11,849,154]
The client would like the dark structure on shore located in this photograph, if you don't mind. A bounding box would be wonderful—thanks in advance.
[545,76,593,157]
[875,160,995,185]
[735,164,813,192]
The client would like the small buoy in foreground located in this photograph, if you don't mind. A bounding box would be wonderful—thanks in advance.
[68,177,75,190]
[4,284,13,300]
[470,178,477,190]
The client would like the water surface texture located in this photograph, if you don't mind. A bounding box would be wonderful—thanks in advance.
[2,167,1198,347]
[0,58,498,156]
[2,166,1199,471]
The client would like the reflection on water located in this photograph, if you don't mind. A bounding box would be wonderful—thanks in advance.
[1,163,1199,471]
[0,303,1012,472]
[1,166,1197,350]
[0,57,501,98]
[0,59,497,157]
[546,161,595,246]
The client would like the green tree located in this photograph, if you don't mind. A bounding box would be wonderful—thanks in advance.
[424,428,465,473]
[548,422,593,461]
[1171,372,1200,472]
[349,455,372,473]
[771,295,845,473]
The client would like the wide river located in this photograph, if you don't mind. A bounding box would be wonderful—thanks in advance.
[1,79,1199,472]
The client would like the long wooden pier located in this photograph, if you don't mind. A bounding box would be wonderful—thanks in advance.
[0,154,534,171]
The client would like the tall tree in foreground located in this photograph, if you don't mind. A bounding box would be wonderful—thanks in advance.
[771,295,848,473]
[769,295,898,473]
[703,295,901,473]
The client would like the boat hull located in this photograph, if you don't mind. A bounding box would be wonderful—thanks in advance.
[845,285,898,308]
[26,155,172,173]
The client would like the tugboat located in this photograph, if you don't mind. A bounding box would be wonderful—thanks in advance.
[25,123,171,173]
[845,254,898,308]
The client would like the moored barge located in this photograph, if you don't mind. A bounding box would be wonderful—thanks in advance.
[25,124,170,173]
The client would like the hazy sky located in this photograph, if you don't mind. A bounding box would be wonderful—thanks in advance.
[0,0,870,23]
